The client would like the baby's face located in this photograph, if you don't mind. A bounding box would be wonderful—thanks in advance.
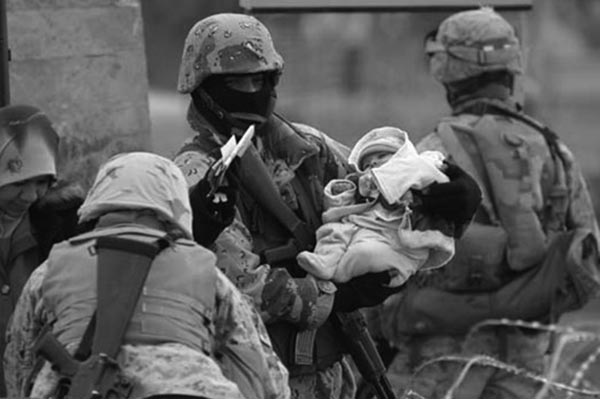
[360,151,394,170]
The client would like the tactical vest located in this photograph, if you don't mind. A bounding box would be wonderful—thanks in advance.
[182,114,348,375]
[387,100,600,336]
[42,226,217,355]
[426,100,569,293]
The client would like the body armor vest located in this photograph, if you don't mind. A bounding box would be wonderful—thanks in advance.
[389,100,599,335]
[43,226,217,355]
[432,101,568,292]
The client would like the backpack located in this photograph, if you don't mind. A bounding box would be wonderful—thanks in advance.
[392,100,600,335]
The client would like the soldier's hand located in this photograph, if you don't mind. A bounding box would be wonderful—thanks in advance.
[189,178,238,246]
[332,271,402,313]
[413,161,481,237]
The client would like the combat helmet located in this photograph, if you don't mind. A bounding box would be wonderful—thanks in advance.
[178,13,284,94]
[0,105,58,188]
[426,7,523,84]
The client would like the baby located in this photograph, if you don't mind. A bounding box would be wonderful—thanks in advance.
[296,126,455,287]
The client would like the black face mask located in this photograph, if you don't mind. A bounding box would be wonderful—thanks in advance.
[444,70,514,107]
[198,73,278,129]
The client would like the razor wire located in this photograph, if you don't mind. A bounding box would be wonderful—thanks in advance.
[398,318,600,399]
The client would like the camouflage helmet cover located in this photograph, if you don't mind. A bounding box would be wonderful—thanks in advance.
[427,8,523,83]
[178,13,284,94]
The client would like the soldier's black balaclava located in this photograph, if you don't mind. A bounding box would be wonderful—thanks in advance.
[192,72,279,137]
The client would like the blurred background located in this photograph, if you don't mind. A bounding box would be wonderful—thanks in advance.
[142,1,600,202]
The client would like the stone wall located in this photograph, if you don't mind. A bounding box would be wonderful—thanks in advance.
[7,0,150,188]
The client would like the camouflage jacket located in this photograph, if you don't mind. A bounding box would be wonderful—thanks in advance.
[417,99,599,243]
[174,105,350,329]
[4,258,290,399]
[175,104,359,399]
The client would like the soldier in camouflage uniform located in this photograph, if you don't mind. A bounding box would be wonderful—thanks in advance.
[374,8,600,399]
[4,152,290,399]
[174,13,481,399]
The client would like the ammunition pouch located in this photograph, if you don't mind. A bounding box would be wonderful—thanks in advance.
[267,318,346,377]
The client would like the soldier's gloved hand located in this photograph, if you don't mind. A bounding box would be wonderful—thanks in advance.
[413,161,482,238]
[331,271,402,313]
[189,178,238,247]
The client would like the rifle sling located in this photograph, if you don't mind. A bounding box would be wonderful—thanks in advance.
[79,235,164,359]
[436,122,500,224]
[459,100,566,165]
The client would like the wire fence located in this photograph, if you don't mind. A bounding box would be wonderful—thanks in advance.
[398,318,600,399]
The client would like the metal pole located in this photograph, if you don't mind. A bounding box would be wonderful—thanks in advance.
[0,0,10,107]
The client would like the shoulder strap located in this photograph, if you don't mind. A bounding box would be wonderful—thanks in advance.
[93,236,167,357]
[460,99,570,231]
[274,112,343,183]
[76,235,171,360]
[436,121,500,224]
[460,99,566,164]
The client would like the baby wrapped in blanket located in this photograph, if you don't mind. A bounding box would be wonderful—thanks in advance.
[297,126,455,287]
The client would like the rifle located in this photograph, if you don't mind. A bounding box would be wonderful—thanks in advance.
[262,240,396,399]
[333,311,397,399]
[225,120,395,397]
[254,197,396,398]
[205,124,255,198]
[34,235,165,399]
[34,330,132,399]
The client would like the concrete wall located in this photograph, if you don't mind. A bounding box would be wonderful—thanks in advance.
[7,0,150,188]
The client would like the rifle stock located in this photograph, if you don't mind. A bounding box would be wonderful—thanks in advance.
[34,329,133,399]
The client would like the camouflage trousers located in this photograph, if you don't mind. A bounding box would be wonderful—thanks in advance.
[289,357,356,399]
[386,328,559,399]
